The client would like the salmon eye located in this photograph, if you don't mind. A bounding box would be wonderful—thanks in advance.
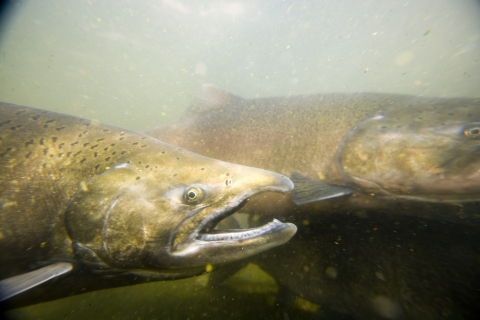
[464,126,480,138]
[184,186,204,204]
[225,178,233,186]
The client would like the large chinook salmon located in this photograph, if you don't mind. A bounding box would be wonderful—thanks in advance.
[0,102,296,307]
[145,85,480,221]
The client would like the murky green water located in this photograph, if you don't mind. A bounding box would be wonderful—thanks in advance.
[1,0,479,319]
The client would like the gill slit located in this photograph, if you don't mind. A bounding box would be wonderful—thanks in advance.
[101,197,120,252]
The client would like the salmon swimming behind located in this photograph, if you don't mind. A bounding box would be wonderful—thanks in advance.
[145,85,480,220]
[0,102,296,307]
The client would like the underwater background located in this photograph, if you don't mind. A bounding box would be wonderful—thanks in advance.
[1,0,480,319]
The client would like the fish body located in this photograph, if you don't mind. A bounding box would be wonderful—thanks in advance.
[0,102,296,306]
[145,85,480,219]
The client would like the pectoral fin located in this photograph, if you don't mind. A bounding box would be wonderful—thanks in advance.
[291,172,353,205]
[0,262,73,301]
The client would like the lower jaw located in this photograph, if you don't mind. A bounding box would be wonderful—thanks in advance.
[197,219,285,241]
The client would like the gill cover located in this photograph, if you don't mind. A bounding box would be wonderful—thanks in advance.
[65,164,150,272]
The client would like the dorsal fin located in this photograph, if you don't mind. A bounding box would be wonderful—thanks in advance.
[187,84,244,115]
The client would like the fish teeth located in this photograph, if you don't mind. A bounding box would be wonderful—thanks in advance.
[197,219,283,241]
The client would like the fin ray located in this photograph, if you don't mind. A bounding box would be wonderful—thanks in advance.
[291,172,353,205]
[0,262,73,301]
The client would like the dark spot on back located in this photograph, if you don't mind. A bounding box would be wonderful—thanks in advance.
[83,143,89,147]
[0,119,12,127]
[43,148,49,155]
[46,119,55,124]
[103,129,110,132]
[105,157,110,161]
[95,164,100,170]
[132,142,139,145]
[59,142,64,149]
[73,151,82,157]
[0,147,13,157]
[80,158,87,164]
[97,138,105,142]
[25,152,32,159]
[15,110,26,115]
[91,144,98,149]
[110,143,116,146]
[71,141,79,146]
[121,151,127,155]
[52,137,58,143]
[141,145,147,148]
[94,152,98,157]
[25,140,34,147]
[32,115,40,120]
[104,147,108,151]
[136,176,140,180]
[56,127,65,131]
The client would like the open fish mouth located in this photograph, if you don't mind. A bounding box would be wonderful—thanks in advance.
[167,172,296,263]
[193,196,293,243]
